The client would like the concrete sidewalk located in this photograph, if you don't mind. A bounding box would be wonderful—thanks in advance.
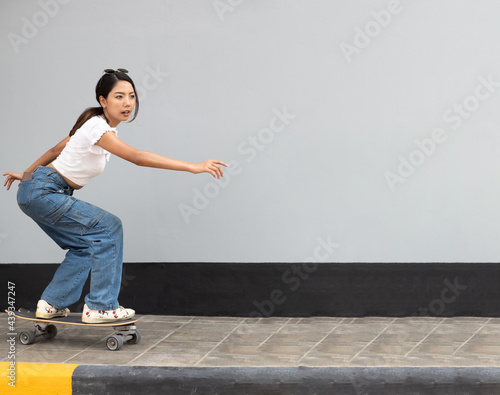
[2,313,500,393]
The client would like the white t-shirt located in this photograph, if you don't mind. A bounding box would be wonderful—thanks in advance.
[52,116,117,186]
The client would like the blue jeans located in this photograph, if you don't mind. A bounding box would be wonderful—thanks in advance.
[17,166,123,311]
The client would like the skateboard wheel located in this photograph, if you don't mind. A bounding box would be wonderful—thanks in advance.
[106,335,123,351]
[20,330,35,345]
[127,329,141,344]
[43,324,58,339]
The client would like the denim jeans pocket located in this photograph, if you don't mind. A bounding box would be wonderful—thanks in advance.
[43,197,106,236]
[17,180,36,209]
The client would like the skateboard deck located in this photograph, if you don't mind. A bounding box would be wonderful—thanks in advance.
[8,308,138,326]
[6,308,140,351]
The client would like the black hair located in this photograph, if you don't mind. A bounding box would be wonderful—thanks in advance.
[69,70,139,136]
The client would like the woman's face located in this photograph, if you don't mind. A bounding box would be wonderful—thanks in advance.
[100,80,136,127]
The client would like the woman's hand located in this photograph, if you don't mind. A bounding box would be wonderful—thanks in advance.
[3,172,23,190]
[191,160,228,179]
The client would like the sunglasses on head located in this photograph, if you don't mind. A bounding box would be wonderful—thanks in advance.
[103,68,129,74]
[98,68,129,88]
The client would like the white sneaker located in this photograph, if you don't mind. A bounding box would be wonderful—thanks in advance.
[36,300,70,319]
[82,303,135,323]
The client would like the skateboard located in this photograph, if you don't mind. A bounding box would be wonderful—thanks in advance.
[6,308,140,351]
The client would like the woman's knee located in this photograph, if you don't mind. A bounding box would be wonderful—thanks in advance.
[100,212,123,234]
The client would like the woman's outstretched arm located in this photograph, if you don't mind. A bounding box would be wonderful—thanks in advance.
[3,136,70,190]
[96,131,228,178]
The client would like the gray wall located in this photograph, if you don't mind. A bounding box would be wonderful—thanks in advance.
[2,0,500,263]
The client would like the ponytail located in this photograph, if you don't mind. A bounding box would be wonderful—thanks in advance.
[69,107,105,136]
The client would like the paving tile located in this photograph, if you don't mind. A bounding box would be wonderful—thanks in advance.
[466,333,500,343]
[393,317,444,323]
[248,317,293,325]
[0,315,496,368]
[278,322,341,333]
[191,317,245,324]
[149,340,219,354]
[442,317,490,324]
[332,323,392,334]
[370,332,428,343]
[233,323,288,335]
[138,315,194,323]
[349,355,415,367]
[283,318,304,324]
[131,321,185,332]
[199,356,301,367]
[17,337,101,351]
[336,319,391,332]
[14,349,83,364]
[456,343,500,356]
[419,332,476,344]
[465,355,500,366]
[205,343,261,355]
[181,320,241,328]
[298,355,352,367]
[305,342,369,357]
[220,333,273,345]
[408,343,464,356]
[197,348,301,367]
[263,332,327,344]
[432,323,485,333]
[475,325,500,335]
[354,342,418,360]
[131,352,207,367]
[164,329,234,343]
[258,343,316,357]
[293,317,344,324]
[65,350,144,365]
[350,317,395,324]
[321,332,381,344]
[383,323,441,334]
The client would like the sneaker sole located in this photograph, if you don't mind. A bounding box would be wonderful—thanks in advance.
[82,315,134,324]
[36,312,69,319]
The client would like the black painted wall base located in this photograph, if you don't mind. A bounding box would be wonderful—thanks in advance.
[1,262,499,317]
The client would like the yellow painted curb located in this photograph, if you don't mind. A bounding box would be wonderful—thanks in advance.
[0,362,78,394]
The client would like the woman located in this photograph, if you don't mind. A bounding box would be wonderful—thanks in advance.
[3,68,227,323]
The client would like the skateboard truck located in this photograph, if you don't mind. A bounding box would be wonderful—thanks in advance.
[20,321,58,345]
[106,324,141,351]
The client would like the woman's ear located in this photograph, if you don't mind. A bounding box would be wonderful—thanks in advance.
[99,95,107,108]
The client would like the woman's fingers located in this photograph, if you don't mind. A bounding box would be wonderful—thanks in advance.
[197,160,228,178]
[3,172,23,190]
